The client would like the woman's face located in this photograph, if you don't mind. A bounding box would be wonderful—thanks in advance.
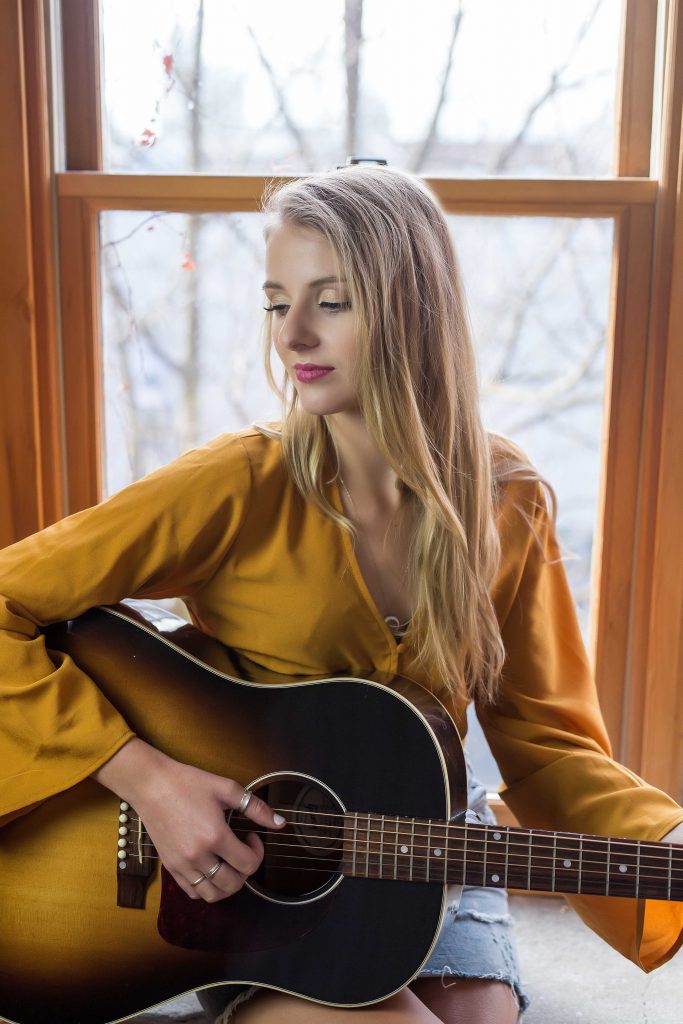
[264,221,359,417]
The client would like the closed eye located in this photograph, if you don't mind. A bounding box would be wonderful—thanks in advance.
[263,301,351,316]
[319,301,352,312]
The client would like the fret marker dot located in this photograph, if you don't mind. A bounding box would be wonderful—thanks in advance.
[400,845,409,854]
[619,864,628,873]
[493,832,501,841]
[563,859,572,868]
[434,848,442,856]
[491,873,500,883]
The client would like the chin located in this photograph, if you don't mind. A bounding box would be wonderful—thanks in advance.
[295,390,356,418]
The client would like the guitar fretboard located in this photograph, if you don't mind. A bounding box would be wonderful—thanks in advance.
[339,813,683,901]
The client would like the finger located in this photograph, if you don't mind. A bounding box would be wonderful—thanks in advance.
[226,782,287,830]
[245,828,264,860]
[213,822,265,877]
[190,861,248,901]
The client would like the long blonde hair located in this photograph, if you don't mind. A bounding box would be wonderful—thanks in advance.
[257,166,551,704]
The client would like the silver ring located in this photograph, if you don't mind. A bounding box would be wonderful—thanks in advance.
[190,872,206,887]
[204,860,223,880]
[238,788,253,813]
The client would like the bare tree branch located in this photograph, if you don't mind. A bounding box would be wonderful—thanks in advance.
[411,2,464,173]
[246,24,317,170]
[492,0,606,172]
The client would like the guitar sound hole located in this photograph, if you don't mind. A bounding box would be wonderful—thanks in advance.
[230,774,345,904]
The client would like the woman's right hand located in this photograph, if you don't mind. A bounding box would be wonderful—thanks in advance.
[92,737,286,902]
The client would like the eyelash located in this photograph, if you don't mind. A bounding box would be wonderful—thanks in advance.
[263,301,352,317]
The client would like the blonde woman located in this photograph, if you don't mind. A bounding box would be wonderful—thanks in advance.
[1,166,682,1024]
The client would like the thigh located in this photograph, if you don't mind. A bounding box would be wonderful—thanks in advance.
[230,986,443,1023]
[410,977,520,1024]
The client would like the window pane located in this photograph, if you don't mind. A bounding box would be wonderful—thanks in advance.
[100,211,613,788]
[101,0,623,177]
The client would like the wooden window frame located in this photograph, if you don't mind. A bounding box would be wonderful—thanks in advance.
[3,0,683,805]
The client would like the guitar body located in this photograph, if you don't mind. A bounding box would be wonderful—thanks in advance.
[0,604,466,1024]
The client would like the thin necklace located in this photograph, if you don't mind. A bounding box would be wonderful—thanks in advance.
[339,476,411,637]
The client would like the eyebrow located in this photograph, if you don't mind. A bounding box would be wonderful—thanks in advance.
[262,275,346,290]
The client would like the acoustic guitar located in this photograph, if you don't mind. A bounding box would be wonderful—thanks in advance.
[1,601,681,1024]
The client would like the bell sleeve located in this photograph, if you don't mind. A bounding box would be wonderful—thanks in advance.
[0,433,252,827]
[479,473,683,971]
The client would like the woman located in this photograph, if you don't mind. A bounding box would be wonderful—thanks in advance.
[1,166,682,1024]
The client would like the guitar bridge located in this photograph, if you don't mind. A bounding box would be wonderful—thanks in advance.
[115,799,156,909]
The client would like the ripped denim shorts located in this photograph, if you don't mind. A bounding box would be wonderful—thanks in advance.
[198,755,530,1022]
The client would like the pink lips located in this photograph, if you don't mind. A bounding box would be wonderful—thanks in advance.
[294,365,335,383]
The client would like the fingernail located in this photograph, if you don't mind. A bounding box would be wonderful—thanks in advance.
[273,813,286,825]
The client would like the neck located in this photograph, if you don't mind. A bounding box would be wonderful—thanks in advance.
[326,412,403,516]
[336,812,683,902]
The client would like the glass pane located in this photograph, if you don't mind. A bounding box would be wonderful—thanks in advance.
[101,0,623,177]
[100,211,613,789]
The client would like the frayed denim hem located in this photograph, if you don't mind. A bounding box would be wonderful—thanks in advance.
[417,963,530,1017]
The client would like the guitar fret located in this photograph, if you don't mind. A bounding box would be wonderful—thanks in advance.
[605,837,611,896]
[504,829,510,888]
[579,836,611,896]
[463,822,468,886]
[482,826,488,887]
[554,833,582,894]
[636,840,641,898]
[634,840,668,899]
[366,812,371,878]
[551,833,557,893]
[668,845,672,901]
[409,819,415,881]
[352,812,358,877]
[379,814,385,879]
[426,820,432,883]
[527,832,532,891]
[394,818,399,880]
[578,835,583,894]
[437,820,448,883]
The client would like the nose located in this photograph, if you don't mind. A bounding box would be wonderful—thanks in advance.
[277,302,319,351]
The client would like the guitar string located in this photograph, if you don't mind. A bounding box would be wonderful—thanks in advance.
[118,811,683,866]
[118,832,680,883]
[114,843,675,890]
[123,823,678,869]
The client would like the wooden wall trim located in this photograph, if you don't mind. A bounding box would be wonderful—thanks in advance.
[0,0,64,548]
[23,0,65,529]
[622,0,683,796]
[0,0,39,548]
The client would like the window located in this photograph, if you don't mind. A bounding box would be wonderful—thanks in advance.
[5,0,683,803]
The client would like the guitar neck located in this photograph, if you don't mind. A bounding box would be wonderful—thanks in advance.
[339,814,683,901]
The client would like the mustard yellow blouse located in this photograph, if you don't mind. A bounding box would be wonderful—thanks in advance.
[1,427,681,970]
